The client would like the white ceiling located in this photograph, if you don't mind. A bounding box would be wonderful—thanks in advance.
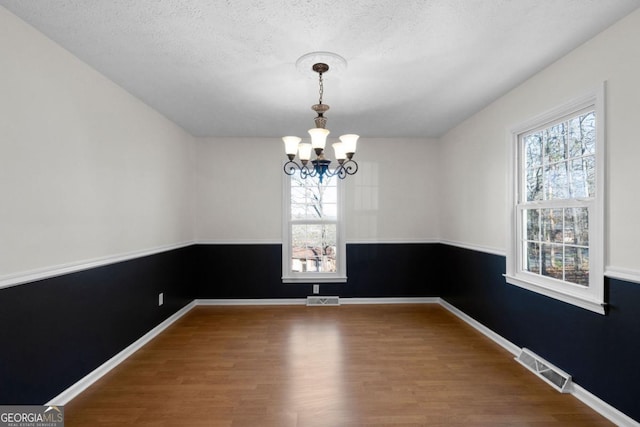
[2,1,639,138]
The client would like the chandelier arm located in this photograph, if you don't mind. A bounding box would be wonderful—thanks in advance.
[324,167,338,177]
[341,160,359,176]
[300,163,316,179]
[332,165,347,180]
[283,160,300,176]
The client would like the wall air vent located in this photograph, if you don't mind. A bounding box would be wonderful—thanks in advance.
[515,348,572,393]
[306,296,340,306]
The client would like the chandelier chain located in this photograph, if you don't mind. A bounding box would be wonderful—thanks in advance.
[318,72,324,105]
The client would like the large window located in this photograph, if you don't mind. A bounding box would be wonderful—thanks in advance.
[282,171,346,283]
[506,86,605,314]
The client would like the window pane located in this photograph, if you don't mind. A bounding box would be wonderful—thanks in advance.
[545,161,569,200]
[541,243,564,280]
[524,134,543,169]
[565,246,589,286]
[568,112,596,158]
[291,204,308,219]
[323,188,337,204]
[568,158,589,198]
[525,209,540,241]
[525,167,543,201]
[291,185,306,199]
[542,209,563,243]
[291,224,337,273]
[543,122,567,164]
[564,208,589,246]
[322,203,337,218]
[524,112,596,203]
[290,173,337,220]
[585,156,596,197]
[524,242,540,274]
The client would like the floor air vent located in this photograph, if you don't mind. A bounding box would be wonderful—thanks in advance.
[306,296,340,306]
[515,348,572,393]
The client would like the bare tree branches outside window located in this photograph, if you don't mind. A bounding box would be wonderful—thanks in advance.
[289,172,338,273]
[521,111,595,286]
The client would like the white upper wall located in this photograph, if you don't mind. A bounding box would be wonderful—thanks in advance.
[195,137,283,244]
[344,138,440,243]
[438,9,640,272]
[195,137,440,243]
[0,7,196,281]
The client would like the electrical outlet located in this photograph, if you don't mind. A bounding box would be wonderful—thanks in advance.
[313,284,319,294]
[158,292,164,306]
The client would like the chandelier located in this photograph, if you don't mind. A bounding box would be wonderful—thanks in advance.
[283,53,359,183]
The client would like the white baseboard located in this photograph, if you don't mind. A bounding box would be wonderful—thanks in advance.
[340,297,439,304]
[439,298,639,427]
[572,383,640,427]
[195,297,439,306]
[195,298,307,305]
[45,301,196,406]
[47,297,639,426]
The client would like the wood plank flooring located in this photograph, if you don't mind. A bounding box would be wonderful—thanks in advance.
[65,304,612,426]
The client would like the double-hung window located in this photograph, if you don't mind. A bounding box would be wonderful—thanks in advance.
[506,85,605,314]
[282,171,346,283]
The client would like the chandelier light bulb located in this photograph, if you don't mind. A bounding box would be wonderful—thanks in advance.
[339,134,359,156]
[308,128,330,152]
[298,143,313,162]
[332,142,347,161]
[283,136,301,158]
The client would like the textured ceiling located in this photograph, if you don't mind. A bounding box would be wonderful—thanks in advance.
[2,0,639,138]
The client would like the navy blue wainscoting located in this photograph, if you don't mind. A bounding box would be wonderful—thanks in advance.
[439,244,640,423]
[194,243,441,299]
[0,245,196,405]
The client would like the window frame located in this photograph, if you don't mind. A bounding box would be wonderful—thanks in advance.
[282,170,347,284]
[505,84,606,314]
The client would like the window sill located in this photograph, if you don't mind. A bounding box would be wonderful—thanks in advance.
[503,274,605,315]
[282,275,347,284]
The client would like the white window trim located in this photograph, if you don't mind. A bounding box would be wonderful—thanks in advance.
[282,171,347,284]
[505,83,606,314]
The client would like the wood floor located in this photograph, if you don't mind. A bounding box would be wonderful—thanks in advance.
[65,304,612,426]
